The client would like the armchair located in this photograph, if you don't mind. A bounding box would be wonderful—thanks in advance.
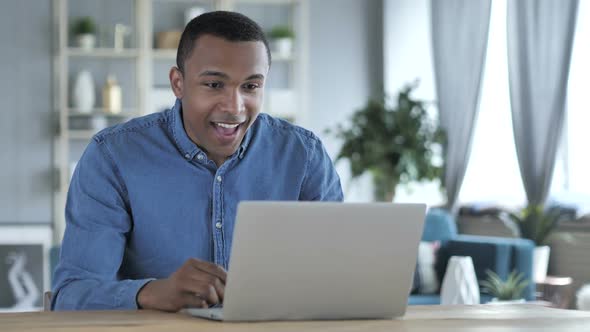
[408,208,535,305]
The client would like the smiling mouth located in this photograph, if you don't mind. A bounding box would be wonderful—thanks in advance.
[210,121,245,140]
[215,122,241,129]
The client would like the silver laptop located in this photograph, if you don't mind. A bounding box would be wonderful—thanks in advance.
[184,201,426,322]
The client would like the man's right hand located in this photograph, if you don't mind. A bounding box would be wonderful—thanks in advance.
[137,258,227,312]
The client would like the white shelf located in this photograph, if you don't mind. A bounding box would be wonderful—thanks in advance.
[234,0,298,4]
[66,48,140,58]
[67,108,139,117]
[151,0,214,3]
[68,130,98,140]
[152,49,177,60]
[152,49,294,62]
[53,0,308,243]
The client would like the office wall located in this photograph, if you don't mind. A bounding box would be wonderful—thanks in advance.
[309,0,384,201]
[383,0,435,101]
[0,0,53,224]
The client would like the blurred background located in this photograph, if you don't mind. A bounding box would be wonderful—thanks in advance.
[0,0,589,312]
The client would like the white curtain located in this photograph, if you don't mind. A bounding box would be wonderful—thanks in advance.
[507,0,579,205]
[431,0,492,209]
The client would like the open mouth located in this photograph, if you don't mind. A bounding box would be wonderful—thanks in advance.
[210,121,245,143]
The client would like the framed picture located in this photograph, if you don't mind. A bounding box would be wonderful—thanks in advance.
[0,225,52,312]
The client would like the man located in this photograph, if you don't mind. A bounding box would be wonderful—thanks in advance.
[51,11,343,311]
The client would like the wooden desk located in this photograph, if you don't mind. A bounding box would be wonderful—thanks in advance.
[1,304,590,332]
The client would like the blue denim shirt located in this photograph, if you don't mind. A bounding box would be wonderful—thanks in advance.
[52,100,343,310]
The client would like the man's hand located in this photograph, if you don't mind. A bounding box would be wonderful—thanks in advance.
[137,258,226,312]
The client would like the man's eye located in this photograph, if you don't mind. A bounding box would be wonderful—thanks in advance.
[243,83,260,90]
[205,82,223,89]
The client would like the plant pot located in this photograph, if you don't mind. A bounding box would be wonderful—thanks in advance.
[372,172,397,202]
[76,34,96,50]
[533,245,551,283]
[272,38,293,57]
[488,298,526,305]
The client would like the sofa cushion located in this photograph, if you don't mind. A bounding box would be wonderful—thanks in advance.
[422,208,457,242]
[412,241,441,294]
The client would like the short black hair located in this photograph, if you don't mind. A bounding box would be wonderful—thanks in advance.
[176,11,271,73]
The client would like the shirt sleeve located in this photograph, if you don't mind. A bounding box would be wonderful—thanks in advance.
[299,136,344,201]
[51,138,154,310]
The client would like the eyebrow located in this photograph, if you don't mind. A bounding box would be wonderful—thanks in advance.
[198,70,265,81]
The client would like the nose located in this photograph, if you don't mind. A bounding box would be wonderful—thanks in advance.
[222,88,245,116]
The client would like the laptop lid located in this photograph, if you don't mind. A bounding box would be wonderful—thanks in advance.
[219,202,426,321]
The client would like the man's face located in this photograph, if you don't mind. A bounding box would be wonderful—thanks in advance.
[170,34,269,165]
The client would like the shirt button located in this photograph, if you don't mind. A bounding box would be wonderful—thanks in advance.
[216,176,222,182]
[215,222,222,229]
[184,153,190,159]
[197,154,204,160]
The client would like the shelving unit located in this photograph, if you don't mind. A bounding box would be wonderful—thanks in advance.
[66,48,141,58]
[52,0,309,243]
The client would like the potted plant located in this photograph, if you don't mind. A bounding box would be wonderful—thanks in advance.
[491,205,572,283]
[71,16,97,50]
[327,82,446,201]
[480,269,529,303]
[268,25,295,57]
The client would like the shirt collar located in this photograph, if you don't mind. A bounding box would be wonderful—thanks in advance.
[171,99,201,160]
[170,98,254,160]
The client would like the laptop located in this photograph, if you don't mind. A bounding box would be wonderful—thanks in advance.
[184,201,426,321]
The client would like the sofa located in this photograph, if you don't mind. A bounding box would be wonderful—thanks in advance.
[408,208,535,305]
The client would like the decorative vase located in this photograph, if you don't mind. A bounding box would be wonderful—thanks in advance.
[102,75,122,114]
[113,24,131,51]
[440,256,480,305]
[72,70,95,113]
[272,38,293,57]
[533,245,551,283]
[76,34,95,50]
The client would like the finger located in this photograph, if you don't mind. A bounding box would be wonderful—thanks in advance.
[186,273,225,302]
[187,258,227,283]
[214,277,224,302]
[200,284,220,305]
[179,281,220,306]
[181,292,209,309]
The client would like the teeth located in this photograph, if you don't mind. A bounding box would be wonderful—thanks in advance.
[216,122,240,129]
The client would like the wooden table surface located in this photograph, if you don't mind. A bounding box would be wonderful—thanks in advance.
[1,304,590,332]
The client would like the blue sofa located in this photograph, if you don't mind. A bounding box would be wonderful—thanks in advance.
[408,208,535,305]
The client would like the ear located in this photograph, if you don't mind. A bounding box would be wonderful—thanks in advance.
[169,67,184,98]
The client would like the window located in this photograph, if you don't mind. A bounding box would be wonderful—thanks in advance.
[458,0,526,207]
[388,0,589,211]
[459,0,590,212]
[550,0,590,213]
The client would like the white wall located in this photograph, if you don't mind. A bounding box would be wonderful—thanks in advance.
[308,0,383,201]
[384,0,435,101]
[383,0,444,204]
[0,0,53,223]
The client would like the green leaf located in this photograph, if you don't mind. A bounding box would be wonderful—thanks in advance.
[481,269,529,300]
[326,81,446,200]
